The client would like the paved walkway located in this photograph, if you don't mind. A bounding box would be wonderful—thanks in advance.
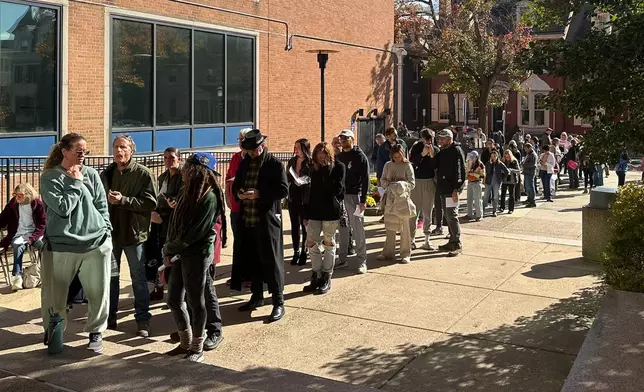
[1,171,637,392]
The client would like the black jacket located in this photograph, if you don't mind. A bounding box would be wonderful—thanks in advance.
[485,161,509,185]
[336,146,369,203]
[409,140,438,179]
[435,143,466,196]
[481,148,494,165]
[307,162,345,221]
[286,156,312,206]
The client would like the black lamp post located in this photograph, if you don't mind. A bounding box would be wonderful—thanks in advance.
[307,49,338,142]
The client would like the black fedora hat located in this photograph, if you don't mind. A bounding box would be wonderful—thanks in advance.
[241,129,267,150]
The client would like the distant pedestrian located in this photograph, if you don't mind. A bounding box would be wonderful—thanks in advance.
[409,129,439,250]
[540,145,556,202]
[484,150,508,217]
[500,150,520,214]
[286,138,312,266]
[466,151,485,221]
[615,152,631,186]
[522,142,538,208]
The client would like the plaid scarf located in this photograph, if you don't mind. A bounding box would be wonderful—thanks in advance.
[242,152,264,227]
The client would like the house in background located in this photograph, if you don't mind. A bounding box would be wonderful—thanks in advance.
[404,0,600,137]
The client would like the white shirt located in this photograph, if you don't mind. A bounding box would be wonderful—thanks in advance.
[15,203,35,240]
[540,152,556,174]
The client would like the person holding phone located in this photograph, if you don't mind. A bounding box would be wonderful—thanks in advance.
[146,147,183,301]
[409,128,439,251]
[231,130,289,323]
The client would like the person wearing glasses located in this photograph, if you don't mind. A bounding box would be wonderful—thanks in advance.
[101,135,158,338]
[39,133,113,353]
[0,183,46,290]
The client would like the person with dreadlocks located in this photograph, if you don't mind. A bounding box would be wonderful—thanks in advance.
[163,152,225,363]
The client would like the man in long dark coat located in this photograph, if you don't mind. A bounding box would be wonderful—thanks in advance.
[231,129,288,322]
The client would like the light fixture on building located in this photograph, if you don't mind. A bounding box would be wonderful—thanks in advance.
[217,86,223,98]
[366,108,378,118]
[306,49,339,141]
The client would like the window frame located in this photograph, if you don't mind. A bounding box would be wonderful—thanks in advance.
[518,91,550,128]
[438,94,449,122]
[109,15,257,151]
[0,0,62,140]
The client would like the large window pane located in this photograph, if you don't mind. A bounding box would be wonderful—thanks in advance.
[226,36,253,123]
[438,94,449,120]
[194,31,224,124]
[112,19,152,128]
[156,25,190,126]
[0,2,57,133]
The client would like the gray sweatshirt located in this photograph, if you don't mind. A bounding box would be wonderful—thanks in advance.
[40,165,112,253]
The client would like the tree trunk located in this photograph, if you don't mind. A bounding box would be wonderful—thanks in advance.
[448,93,456,124]
[479,93,490,137]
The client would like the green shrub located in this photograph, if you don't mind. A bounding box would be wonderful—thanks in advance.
[601,183,644,292]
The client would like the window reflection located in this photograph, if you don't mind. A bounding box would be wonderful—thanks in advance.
[194,31,224,124]
[0,2,57,133]
[112,19,153,128]
[227,36,253,124]
[156,25,190,126]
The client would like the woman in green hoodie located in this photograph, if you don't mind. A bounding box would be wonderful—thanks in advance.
[163,152,224,363]
[39,133,113,354]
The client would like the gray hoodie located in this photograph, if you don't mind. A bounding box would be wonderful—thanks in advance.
[40,165,112,253]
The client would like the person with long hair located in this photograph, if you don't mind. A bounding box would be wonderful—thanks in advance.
[147,147,183,301]
[163,152,225,362]
[483,150,508,217]
[379,144,416,264]
[0,183,46,290]
[466,151,485,221]
[540,145,556,202]
[409,129,439,250]
[40,133,113,353]
[500,150,521,214]
[101,135,158,337]
[286,138,312,266]
[303,142,345,294]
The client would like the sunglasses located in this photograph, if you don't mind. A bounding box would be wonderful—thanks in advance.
[72,149,90,156]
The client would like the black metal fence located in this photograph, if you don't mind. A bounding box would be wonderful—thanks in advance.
[1,151,292,204]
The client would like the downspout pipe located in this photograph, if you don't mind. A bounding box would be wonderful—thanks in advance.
[167,0,292,51]
[287,34,395,54]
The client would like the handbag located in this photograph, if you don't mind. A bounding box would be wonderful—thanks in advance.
[567,160,579,170]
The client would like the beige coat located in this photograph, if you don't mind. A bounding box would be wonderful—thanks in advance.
[379,161,416,230]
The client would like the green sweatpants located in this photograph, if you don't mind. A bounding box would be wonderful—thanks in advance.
[41,239,112,334]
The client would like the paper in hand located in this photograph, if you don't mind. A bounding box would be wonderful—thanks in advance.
[445,197,459,208]
[289,166,311,186]
[353,205,364,217]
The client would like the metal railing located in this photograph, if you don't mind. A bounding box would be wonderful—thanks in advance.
[1,151,292,204]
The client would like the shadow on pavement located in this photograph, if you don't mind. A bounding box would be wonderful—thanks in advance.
[322,286,605,392]
[522,259,600,280]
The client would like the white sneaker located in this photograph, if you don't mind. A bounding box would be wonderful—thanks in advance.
[357,264,368,274]
[401,257,411,264]
[11,275,23,291]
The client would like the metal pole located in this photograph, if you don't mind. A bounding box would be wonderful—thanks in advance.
[321,65,325,142]
[394,46,407,126]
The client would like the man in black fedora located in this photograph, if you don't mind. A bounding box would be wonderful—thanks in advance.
[231,129,289,322]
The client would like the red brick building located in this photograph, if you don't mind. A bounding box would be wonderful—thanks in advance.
[0,0,395,156]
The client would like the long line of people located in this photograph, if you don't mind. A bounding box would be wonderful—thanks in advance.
[1,124,633,364]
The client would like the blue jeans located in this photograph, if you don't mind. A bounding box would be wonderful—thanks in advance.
[524,171,536,204]
[540,170,553,200]
[12,242,26,276]
[109,243,151,324]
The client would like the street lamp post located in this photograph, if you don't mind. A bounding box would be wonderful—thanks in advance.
[307,49,338,142]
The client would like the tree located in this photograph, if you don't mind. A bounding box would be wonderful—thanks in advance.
[396,0,532,133]
[524,0,644,162]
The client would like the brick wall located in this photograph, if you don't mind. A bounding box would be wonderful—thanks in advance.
[66,0,395,154]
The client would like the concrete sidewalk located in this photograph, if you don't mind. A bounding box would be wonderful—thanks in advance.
[0,172,632,392]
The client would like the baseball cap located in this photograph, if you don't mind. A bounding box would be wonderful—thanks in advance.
[338,129,354,138]
[187,152,221,176]
[470,151,479,158]
[437,129,453,139]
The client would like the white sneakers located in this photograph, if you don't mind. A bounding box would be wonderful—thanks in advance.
[401,257,411,264]
[357,263,368,274]
[11,275,23,291]
[420,235,436,251]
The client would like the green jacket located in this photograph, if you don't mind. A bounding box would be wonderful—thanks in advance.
[40,165,112,253]
[163,190,219,259]
[100,159,158,247]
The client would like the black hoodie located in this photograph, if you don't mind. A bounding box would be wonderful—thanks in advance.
[336,146,369,203]
[435,142,466,196]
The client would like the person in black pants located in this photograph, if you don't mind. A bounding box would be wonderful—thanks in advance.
[500,150,521,214]
[286,139,312,265]
[164,152,224,363]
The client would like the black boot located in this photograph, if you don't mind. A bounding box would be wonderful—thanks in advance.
[238,295,264,312]
[297,249,308,266]
[291,250,300,266]
[316,272,331,295]
[303,271,320,293]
